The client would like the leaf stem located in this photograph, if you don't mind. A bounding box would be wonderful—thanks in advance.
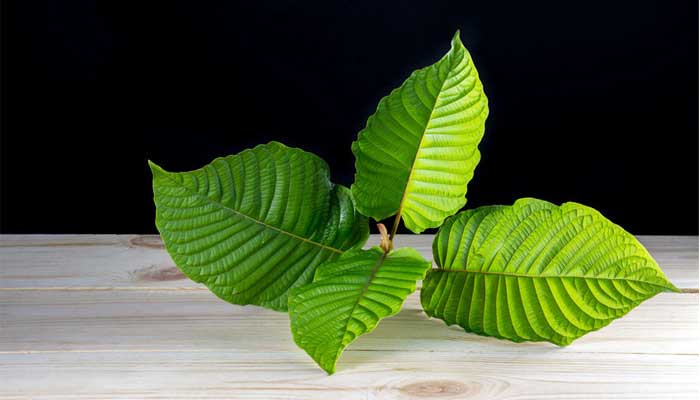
[388,211,402,245]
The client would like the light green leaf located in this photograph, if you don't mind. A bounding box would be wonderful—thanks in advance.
[150,141,369,312]
[289,247,431,374]
[421,198,679,346]
[351,31,488,233]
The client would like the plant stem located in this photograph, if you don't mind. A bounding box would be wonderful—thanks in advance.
[388,211,402,244]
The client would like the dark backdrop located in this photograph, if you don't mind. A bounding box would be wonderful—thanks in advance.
[2,0,698,234]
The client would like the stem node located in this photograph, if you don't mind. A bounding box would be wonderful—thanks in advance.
[377,223,392,253]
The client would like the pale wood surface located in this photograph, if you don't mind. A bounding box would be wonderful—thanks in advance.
[0,235,698,399]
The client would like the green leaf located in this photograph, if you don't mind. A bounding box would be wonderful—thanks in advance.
[289,247,431,374]
[351,31,489,233]
[150,141,369,312]
[421,198,679,346]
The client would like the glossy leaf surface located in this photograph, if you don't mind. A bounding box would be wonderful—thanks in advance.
[289,247,430,373]
[351,32,489,233]
[422,198,679,345]
[151,141,369,311]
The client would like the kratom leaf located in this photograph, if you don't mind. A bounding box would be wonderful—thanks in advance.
[289,247,431,374]
[421,198,679,346]
[351,31,488,233]
[150,141,369,312]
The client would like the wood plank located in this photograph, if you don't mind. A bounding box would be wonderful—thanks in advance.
[0,235,187,290]
[1,291,697,399]
[1,291,696,355]
[1,351,696,399]
[1,235,697,399]
[1,235,697,289]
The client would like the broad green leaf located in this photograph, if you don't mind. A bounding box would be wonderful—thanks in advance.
[289,247,431,374]
[351,31,489,233]
[150,141,369,312]
[421,198,679,346]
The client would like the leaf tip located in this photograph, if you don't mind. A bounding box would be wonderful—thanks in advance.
[148,160,167,178]
[148,160,176,185]
[147,159,166,175]
[668,283,682,293]
[322,363,337,375]
[451,29,463,47]
[322,347,347,375]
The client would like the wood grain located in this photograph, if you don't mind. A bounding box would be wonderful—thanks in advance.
[1,291,696,355]
[1,235,696,289]
[0,235,697,399]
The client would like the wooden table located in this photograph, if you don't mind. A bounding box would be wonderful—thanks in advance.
[1,235,697,399]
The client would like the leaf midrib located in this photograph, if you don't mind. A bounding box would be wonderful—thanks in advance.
[433,267,676,291]
[338,251,388,343]
[391,59,454,235]
[159,172,343,254]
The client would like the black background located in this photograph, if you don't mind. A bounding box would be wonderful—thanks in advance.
[2,0,698,234]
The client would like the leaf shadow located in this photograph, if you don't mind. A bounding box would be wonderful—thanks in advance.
[338,305,561,372]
